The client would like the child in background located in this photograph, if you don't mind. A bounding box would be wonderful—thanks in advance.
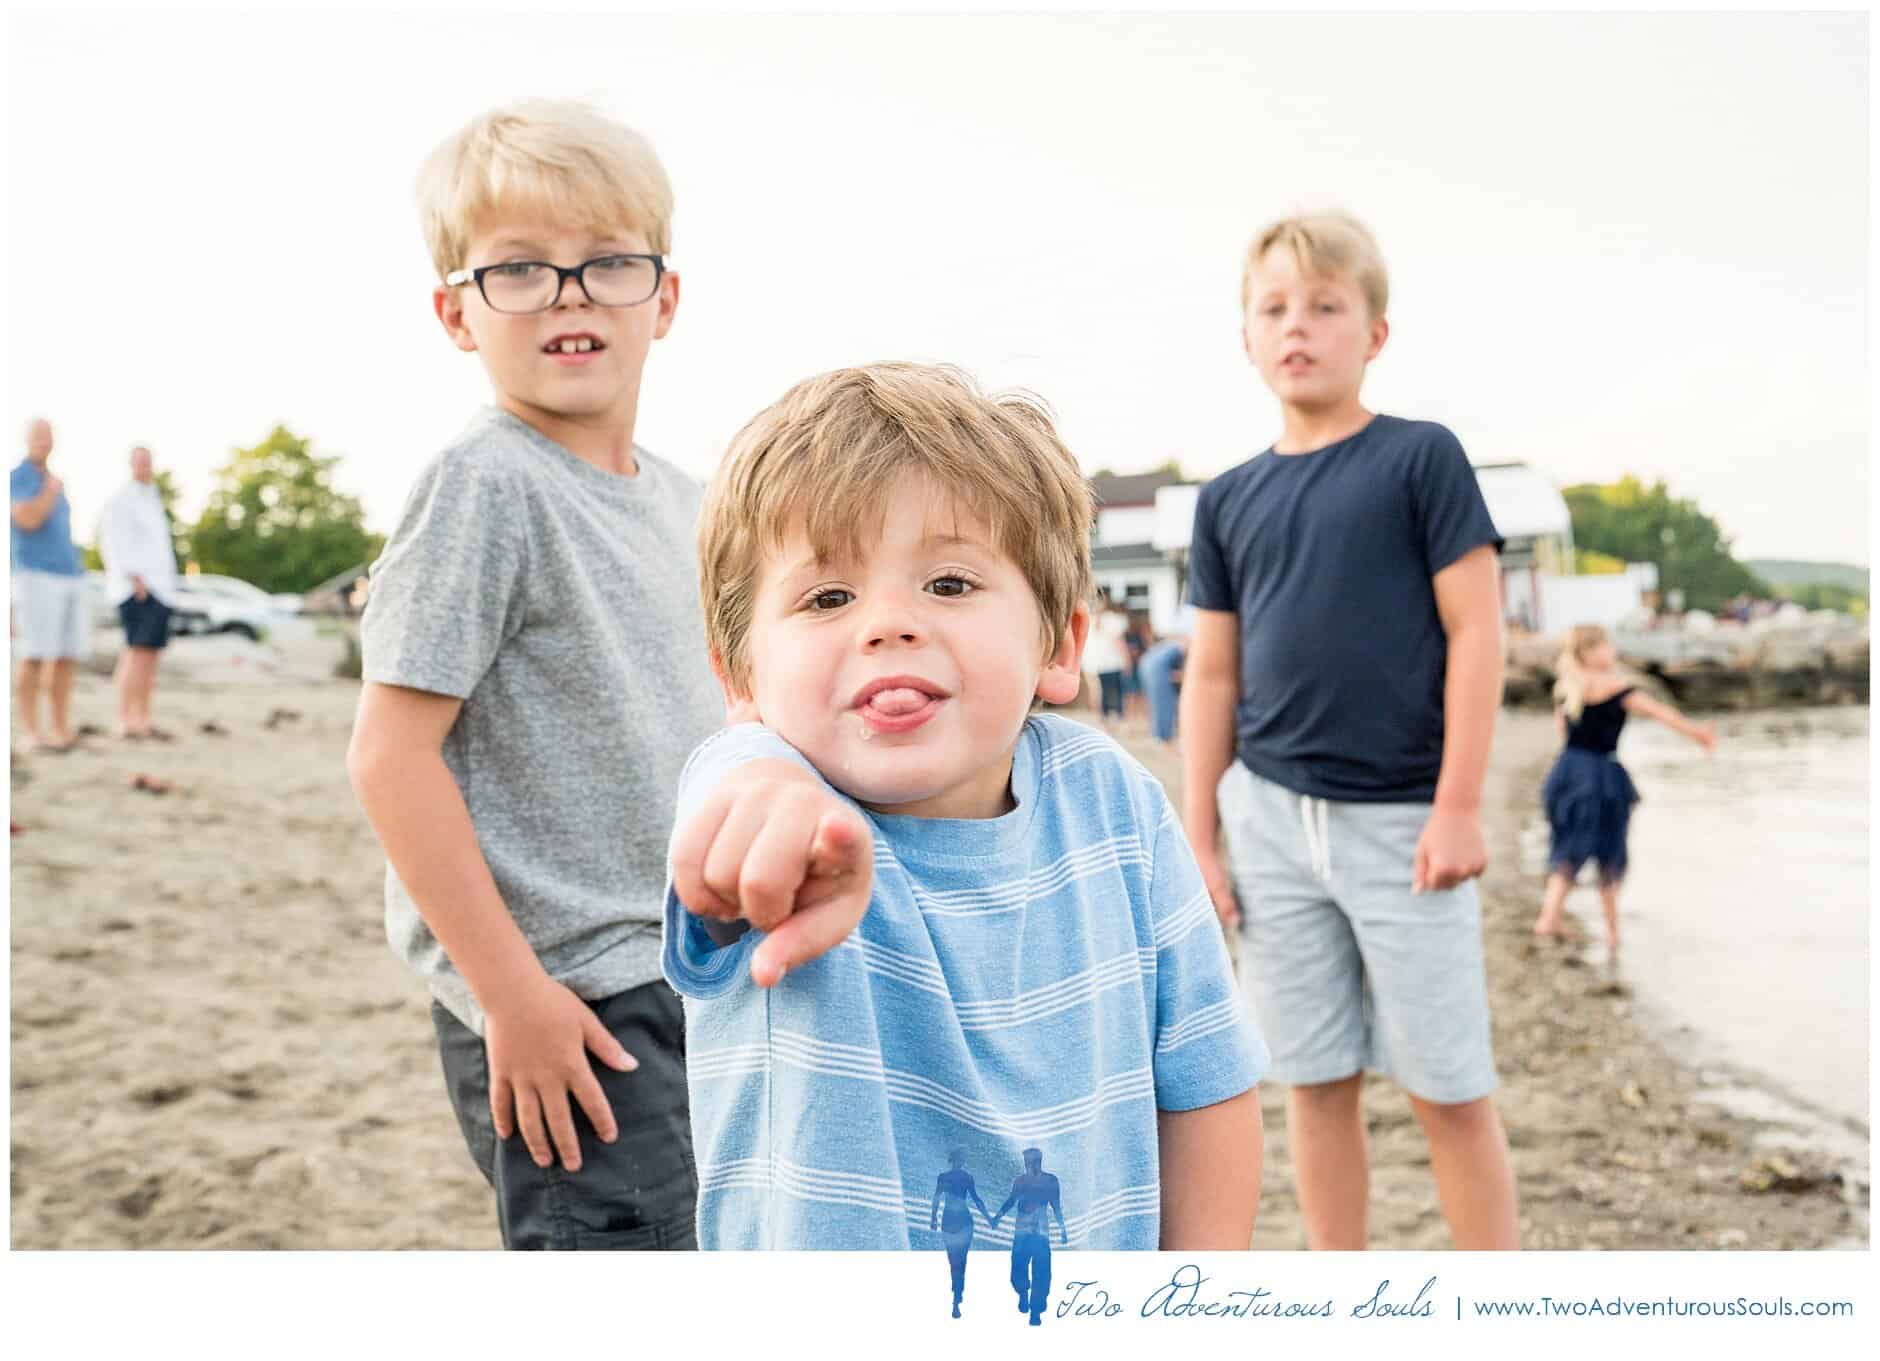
[663,362,1267,1252]
[1533,623,1717,955]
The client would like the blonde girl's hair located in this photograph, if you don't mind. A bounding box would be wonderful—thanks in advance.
[1552,623,1610,721]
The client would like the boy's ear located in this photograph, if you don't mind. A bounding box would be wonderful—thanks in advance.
[1035,602,1091,707]
[1241,321,1256,367]
[1365,313,1390,363]
[433,285,478,353]
[652,268,680,341]
[711,650,762,725]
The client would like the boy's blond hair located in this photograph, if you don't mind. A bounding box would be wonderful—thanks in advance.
[700,363,1095,696]
[1242,212,1390,318]
[416,99,673,279]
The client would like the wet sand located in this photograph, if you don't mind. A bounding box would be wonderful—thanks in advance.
[8,671,1868,1248]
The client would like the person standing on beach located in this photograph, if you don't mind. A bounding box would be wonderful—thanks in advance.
[1139,603,1194,745]
[10,418,86,753]
[1083,593,1131,730]
[1180,213,1520,1250]
[1533,624,1716,956]
[98,445,180,740]
[347,101,722,1250]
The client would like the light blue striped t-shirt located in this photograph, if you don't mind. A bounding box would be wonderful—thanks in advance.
[662,714,1270,1250]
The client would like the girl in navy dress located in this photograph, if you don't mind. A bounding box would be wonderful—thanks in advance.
[1534,624,1715,955]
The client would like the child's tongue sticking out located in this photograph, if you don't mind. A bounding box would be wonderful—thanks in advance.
[867,687,932,716]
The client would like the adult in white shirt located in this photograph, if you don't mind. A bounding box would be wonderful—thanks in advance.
[98,445,179,740]
[1083,594,1132,729]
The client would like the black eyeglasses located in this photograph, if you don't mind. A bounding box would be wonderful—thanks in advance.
[444,253,668,314]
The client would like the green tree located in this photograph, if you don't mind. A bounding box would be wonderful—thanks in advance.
[1561,476,1766,614]
[1781,583,1869,615]
[188,426,382,594]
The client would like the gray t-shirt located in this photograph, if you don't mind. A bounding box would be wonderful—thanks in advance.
[362,407,723,1034]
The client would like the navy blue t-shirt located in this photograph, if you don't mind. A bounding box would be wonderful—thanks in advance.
[1186,414,1502,802]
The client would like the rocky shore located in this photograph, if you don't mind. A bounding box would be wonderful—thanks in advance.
[1503,615,1870,711]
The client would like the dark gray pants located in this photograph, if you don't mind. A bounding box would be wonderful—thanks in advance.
[433,979,698,1250]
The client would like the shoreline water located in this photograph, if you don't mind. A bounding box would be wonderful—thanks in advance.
[8,665,1869,1248]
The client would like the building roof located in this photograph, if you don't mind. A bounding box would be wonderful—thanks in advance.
[1091,471,1188,508]
[1091,540,1169,567]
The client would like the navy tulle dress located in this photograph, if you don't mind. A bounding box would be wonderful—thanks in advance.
[1542,687,1642,885]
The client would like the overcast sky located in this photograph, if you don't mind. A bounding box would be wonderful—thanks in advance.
[6,9,1869,564]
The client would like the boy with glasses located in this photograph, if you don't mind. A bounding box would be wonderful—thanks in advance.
[348,100,722,1250]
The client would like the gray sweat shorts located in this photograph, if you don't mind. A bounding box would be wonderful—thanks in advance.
[1219,761,1498,1105]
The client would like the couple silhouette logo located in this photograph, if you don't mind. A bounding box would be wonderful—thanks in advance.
[928,1147,1068,1324]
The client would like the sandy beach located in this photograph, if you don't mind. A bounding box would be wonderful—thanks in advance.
[8,657,1868,1249]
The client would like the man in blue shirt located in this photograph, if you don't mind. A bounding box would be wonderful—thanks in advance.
[10,419,86,751]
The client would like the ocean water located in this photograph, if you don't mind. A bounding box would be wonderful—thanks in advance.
[1530,706,1870,1129]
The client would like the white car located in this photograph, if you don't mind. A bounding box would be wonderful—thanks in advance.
[170,574,298,641]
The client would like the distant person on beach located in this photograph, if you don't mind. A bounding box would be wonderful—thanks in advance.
[1181,213,1519,1250]
[663,363,1268,1250]
[930,1149,991,1317]
[1139,603,1195,745]
[991,1147,1068,1326]
[1083,593,1131,730]
[348,100,721,1250]
[1533,624,1717,956]
[1121,609,1152,724]
[10,418,85,753]
[98,445,179,740]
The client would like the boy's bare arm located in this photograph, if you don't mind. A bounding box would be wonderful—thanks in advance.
[1178,610,1243,926]
[1417,546,1504,892]
[1157,1088,1263,1249]
[347,681,635,1173]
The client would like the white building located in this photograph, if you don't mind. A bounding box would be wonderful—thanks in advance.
[1090,472,1189,633]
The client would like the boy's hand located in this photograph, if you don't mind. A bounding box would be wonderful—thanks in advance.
[1411,808,1486,894]
[1694,721,1718,754]
[670,760,874,987]
[483,974,638,1173]
[1192,845,1242,930]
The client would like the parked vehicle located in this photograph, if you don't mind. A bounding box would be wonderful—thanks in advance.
[170,575,297,641]
[301,562,371,618]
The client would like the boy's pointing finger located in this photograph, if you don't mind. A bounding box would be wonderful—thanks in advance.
[749,883,870,988]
